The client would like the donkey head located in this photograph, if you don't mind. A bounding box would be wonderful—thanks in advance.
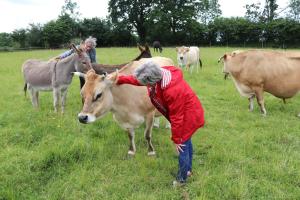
[71,44,93,73]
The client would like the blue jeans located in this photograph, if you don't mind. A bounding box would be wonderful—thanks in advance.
[177,139,193,183]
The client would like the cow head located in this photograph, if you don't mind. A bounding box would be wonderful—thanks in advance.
[218,53,232,79]
[70,44,93,73]
[75,70,116,123]
[176,46,189,66]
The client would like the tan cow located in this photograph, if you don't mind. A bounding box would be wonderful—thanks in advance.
[219,50,300,116]
[74,57,174,155]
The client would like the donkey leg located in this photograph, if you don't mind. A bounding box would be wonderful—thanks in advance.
[60,88,68,114]
[53,88,60,113]
[30,88,39,108]
[127,128,136,155]
[144,113,155,156]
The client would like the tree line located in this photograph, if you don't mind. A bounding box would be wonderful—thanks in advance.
[0,0,300,50]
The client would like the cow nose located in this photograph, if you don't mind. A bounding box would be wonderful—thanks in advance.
[78,114,88,123]
[180,57,183,60]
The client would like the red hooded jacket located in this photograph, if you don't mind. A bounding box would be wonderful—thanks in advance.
[117,66,205,144]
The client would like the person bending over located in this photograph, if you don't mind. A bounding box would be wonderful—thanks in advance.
[110,61,205,186]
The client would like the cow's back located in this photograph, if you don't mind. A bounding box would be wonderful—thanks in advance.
[228,50,300,98]
[111,57,174,126]
[187,47,199,63]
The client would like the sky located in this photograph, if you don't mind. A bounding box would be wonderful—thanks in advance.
[0,0,290,33]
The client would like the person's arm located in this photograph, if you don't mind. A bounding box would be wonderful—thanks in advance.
[163,89,184,144]
[117,75,142,86]
[89,48,97,63]
[59,49,74,59]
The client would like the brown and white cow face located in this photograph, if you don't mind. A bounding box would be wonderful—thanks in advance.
[77,70,114,123]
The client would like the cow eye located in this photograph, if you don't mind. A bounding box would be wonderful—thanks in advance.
[94,93,102,101]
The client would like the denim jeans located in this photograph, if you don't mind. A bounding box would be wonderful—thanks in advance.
[177,138,193,183]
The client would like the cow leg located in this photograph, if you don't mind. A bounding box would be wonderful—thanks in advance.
[127,128,136,155]
[153,117,160,128]
[60,88,68,114]
[53,88,60,113]
[144,113,155,156]
[165,121,171,129]
[248,95,255,111]
[255,89,267,115]
[199,58,203,68]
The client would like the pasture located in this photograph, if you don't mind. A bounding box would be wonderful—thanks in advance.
[0,47,300,200]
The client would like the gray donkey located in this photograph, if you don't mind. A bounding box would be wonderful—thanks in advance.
[22,44,92,113]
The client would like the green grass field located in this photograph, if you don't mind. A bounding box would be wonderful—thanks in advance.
[0,47,300,200]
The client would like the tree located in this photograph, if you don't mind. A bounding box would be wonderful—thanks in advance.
[11,29,27,48]
[147,0,201,45]
[0,33,13,47]
[262,0,278,22]
[245,2,263,22]
[108,0,155,43]
[43,19,72,48]
[198,0,222,24]
[27,23,44,47]
[61,0,81,22]
[286,0,300,21]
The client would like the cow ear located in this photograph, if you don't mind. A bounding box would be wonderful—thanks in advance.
[175,47,178,52]
[218,54,227,63]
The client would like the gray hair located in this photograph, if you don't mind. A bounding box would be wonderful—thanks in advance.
[85,36,97,47]
[134,61,162,85]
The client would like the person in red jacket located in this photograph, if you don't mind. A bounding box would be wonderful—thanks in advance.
[111,61,205,185]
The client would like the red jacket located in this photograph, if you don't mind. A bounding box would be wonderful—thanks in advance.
[117,66,205,144]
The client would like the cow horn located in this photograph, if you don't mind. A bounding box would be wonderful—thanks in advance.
[72,72,86,78]
[218,55,225,63]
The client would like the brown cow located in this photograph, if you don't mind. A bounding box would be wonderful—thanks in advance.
[220,50,300,116]
[74,57,174,155]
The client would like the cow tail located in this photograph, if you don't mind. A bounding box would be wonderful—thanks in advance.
[199,58,203,68]
[24,83,27,97]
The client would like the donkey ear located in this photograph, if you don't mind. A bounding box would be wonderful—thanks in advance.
[138,44,145,52]
[71,44,81,54]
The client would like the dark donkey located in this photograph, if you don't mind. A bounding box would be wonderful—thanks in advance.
[153,41,163,53]
[78,44,152,89]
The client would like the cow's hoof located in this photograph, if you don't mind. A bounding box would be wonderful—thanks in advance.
[128,150,135,156]
[147,151,156,156]
[153,124,159,128]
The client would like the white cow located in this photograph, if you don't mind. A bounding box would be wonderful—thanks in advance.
[176,46,202,73]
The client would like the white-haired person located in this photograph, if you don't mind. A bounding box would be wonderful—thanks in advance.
[110,61,205,186]
[56,36,97,88]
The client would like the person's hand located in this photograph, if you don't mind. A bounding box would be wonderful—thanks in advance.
[107,70,119,83]
[174,143,185,154]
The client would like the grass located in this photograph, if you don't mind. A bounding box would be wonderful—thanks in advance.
[0,47,300,200]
